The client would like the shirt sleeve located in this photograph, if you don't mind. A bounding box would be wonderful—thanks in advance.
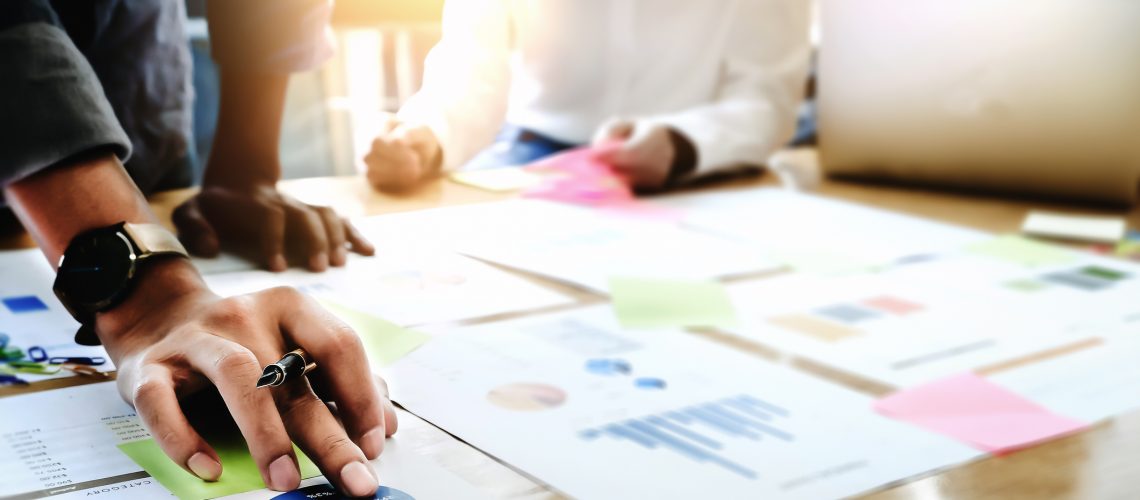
[631,0,811,179]
[0,0,131,192]
[206,0,335,73]
[396,0,512,171]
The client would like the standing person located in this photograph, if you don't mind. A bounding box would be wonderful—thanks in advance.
[365,0,811,192]
[1,1,391,496]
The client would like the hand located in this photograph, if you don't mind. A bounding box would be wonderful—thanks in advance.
[173,183,375,272]
[101,259,398,497]
[364,115,442,192]
[592,120,675,190]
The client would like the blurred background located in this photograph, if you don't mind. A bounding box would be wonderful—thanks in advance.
[186,0,822,182]
[186,0,447,181]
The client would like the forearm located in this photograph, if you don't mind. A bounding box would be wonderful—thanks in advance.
[4,151,157,265]
[203,70,289,187]
[4,151,207,347]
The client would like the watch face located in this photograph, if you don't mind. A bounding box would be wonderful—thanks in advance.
[55,229,137,307]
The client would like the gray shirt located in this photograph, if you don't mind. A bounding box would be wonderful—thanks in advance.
[0,0,333,197]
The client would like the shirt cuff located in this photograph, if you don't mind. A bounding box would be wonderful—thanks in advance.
[0,23,131,191]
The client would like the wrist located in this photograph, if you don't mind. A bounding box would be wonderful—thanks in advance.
[665,127,698,186]
[94,257,210,349]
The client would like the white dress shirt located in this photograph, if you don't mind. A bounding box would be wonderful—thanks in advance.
[398,0,811,176]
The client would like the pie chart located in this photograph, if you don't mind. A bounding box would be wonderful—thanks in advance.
[486,383,567,411]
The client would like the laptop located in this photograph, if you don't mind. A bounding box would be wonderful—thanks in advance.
[816,0,1140,205]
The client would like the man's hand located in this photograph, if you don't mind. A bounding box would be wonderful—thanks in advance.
[102,259,397,496]
[172,182,375,272]
[592,120,696,191]
[364,115,442,192]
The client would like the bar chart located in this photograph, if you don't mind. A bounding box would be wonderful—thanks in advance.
[577,394,793,479]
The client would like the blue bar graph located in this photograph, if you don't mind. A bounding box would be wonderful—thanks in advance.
[577,395,794,480]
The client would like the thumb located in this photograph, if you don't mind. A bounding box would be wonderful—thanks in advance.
[172,198,220,257]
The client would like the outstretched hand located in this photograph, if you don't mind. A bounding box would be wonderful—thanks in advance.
[173,183,374,272]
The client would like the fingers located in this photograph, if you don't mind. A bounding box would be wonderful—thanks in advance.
[593,118,635,146]
[282,199,330,272]
[376,375,399,437]
[365,139,424,192]
[314,207,347,267]
[258,204,289,272]
[124,364,222,481]
[344,220,376,257]
[275,379,379,497]
[274,291,388,460]
[187,337,300,492]
[172,198,221,257]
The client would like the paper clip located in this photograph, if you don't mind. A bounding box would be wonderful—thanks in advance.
[6,361,61,375]
[28,346,48,362]
[0,374,29,386]
[48,356,106,366]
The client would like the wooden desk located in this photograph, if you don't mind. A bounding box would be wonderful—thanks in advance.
[4,153,1139,499]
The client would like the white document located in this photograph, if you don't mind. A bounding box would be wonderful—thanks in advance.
[666,188,989,273]
[0,382,491,500]
[205,250,571,328]
[723,271,1090,387]
[0,249,115,382]
[1021,211,1127,243]
[387,307,981,500]
[879,249,1140,339]
[432,200,778,293]
[988,335,1140,423]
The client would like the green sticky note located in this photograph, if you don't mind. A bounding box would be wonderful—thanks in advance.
[609,276,737,329]
[118,438,320,500]
[318,299,431,367]
[966,235,1076,267]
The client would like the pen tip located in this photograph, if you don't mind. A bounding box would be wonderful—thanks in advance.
[256,372,277,389]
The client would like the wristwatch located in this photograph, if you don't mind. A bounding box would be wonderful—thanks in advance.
[53,222,189,346]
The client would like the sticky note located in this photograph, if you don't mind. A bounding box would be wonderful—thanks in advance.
[450,168,543,192]
[966,235,1076,267]
[523,146,634,207]
[2,295,49,314]
[609,277,737,329]
[873,373,1087,453]
[1021,211,1127,243]
[318,300,430,367]
[118,438,320,500]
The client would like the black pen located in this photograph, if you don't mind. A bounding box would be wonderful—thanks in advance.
[257,349,316,388]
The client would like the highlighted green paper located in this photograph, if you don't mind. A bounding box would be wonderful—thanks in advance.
[318,299,430,367]
[118,438,319,500]
[609,277,737,329]
[966,235,1075,267]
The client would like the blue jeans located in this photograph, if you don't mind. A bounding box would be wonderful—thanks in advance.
[462,126,581,170]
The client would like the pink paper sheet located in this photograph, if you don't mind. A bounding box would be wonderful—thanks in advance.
[874,373,1087,454]
[522,145,681,222]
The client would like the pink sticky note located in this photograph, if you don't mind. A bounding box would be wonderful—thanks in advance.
[523,146,635,206]
[874,373,1087,453]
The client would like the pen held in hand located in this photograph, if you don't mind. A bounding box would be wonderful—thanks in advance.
[257,348,316,388]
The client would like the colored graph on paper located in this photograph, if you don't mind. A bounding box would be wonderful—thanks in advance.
[578,395,793,479]
[767,295,925,343]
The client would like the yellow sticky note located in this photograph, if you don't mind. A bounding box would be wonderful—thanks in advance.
[450,168,543,192]
[609,277,737,329]
[966,235,1076,267]
[318,300,430,367]
[118,438,319,500]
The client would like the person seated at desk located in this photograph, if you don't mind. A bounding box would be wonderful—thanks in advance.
[364,0,811,193]
[1,1,391,496]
